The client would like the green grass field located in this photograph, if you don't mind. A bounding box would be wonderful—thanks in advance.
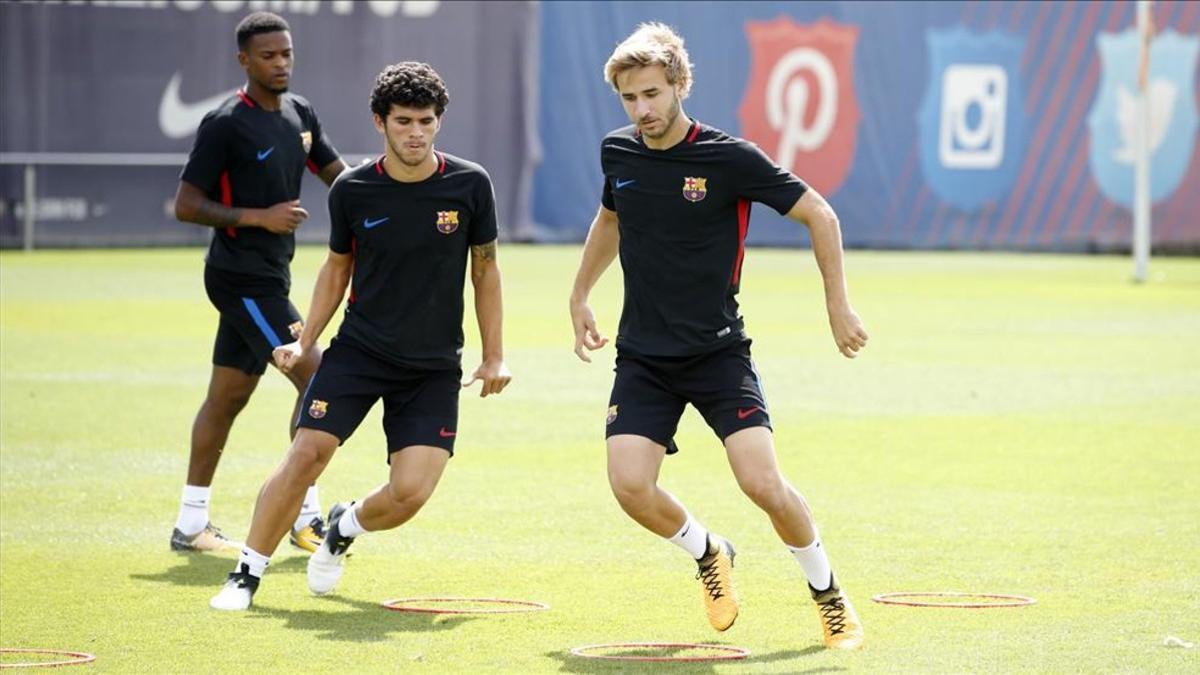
[1,246,1198,672]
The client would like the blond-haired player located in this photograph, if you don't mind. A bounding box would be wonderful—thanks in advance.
[568,22,867,650]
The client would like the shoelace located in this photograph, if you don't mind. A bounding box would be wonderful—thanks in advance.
[818,596,847,635]
[696,556,726,601]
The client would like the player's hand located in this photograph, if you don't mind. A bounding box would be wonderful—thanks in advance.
[828,305,868,358]
[462,359,512,397]
[273,341,304,373]
[570,300,609,363]
[259,200,309,234]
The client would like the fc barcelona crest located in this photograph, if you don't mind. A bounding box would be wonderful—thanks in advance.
[308,399,328,419]
[300,131,313,154]
[682,177,707,202]
[436,210,460,234]
[606,405,619,425]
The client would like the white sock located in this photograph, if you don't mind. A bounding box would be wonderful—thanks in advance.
[667,513,710,560]
[174,485,210,535]
[293,485,321,531]
[237,547,271,579]
[787,534,833,591]
[337,505,366,539]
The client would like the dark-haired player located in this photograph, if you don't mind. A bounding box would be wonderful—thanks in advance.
[171,11,345,555]
[211,61,510,611]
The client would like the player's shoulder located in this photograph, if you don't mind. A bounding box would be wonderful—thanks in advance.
[330,157,381,192]
[601,124,640,149]
[198,93,247,129]
[691,122,752,150]
[283,92,318,116]
[439,152,493,185]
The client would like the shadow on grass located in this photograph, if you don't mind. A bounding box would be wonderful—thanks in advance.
[130,552,309,588]
[544,645,836,673]
[249,594,475,642]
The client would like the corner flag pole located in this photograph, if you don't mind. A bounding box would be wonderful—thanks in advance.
[1133,0,1153,283]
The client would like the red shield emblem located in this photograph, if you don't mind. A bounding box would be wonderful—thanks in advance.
[737,17,861,197]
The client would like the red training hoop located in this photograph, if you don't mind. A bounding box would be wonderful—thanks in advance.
[871,592,1036,608]
[380,597,549,614]
[0,649,96,669]
[569,642,750,662]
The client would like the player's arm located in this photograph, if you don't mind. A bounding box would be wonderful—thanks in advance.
[315,159,347,187]
[568,204,619,362]
[173,180,308,235]
[463,240,512,397]
[785,189,869,359]
[273,249,353,373]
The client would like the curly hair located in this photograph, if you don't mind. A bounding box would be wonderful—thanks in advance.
[370,62,450,119]
[236,12,289,50]
[604,22,693,99]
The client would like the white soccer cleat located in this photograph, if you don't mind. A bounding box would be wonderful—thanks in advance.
[307,502,355,595]
[209,567,258,611]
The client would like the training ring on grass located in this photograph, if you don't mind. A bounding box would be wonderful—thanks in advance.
[380,597,549,614]
[569,642,750,662]
[871,592,1036,608]
[0,649,96,669]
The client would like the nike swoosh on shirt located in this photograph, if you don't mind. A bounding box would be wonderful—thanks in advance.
[158,72,238,139]
[363,217,389,229]
[257,147,275,161]
[615,178,636,189]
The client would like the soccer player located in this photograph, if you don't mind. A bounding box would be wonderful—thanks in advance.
[171,12,345,555]
[568,23,867,650]
[209,61,510,611]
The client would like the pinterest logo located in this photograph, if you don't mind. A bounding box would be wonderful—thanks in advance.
[738,18,860,197]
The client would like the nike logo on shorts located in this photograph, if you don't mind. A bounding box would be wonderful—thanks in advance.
[736,406,763,420]
[439,427,456,438]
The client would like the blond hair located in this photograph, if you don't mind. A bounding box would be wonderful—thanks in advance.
[603,22,693,99]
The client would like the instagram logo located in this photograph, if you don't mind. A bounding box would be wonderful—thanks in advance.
[938,64,1007,169]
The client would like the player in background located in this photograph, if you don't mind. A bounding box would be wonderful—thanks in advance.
[569,22,867,649]
[172,12,345,555]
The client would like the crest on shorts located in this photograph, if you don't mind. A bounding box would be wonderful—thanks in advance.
[682,177,707,202]
[606,405,619,425]
[308,399,328,419]
[436,210,460,234]
[288,321,303,340]
[300,131,313,154]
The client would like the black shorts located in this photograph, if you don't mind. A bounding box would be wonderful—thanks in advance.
[204,266,302,376]
[605,340,771,454]
[296,339,461,458]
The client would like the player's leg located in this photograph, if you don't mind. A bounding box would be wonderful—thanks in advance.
[723,428,863,649]
[171,313,263,553]
[307,367,458,595]
[266,304,327,552]
[605,355,738,631]
[210,341,376,610]
[701,341,863,649]
[209,427,339,610]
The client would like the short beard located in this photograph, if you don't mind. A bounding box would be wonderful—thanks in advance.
[641,91,681,140]
[268,84,289,95]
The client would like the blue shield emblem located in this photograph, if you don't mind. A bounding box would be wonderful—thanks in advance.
[918,29,1027,210]
[1087,29,1199,208]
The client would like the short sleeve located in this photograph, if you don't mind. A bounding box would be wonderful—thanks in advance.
[732,140,808,215]
[306,108,340,171]
[327,180,353,254]
[469,172,499,245]
[601,176,615,211]
[179,113,228,194]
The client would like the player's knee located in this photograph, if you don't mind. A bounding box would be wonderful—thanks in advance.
[608,472,655,510]
[738,474,788,513]
[386,477,434,510]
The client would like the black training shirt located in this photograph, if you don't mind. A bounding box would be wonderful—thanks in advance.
[328,152,498,370]
[601,120,808,357]
[180,89,339,291]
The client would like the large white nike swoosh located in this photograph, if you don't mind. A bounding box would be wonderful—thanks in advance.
[158,73,238,139]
